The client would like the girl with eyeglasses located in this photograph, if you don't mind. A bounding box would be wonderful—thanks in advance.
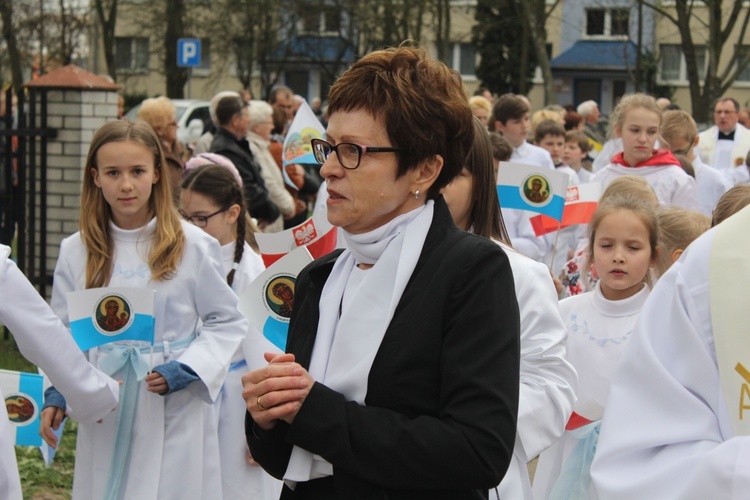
[40,120,248,499]
[180,164,283,499]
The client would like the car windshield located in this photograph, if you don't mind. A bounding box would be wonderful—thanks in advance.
[174,105,188,121]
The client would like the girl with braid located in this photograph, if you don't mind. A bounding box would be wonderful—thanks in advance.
[180,164,283,499]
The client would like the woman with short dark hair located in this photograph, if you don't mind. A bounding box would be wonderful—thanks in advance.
[243,45,520,499]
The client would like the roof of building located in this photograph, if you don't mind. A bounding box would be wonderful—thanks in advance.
[24,64,119,90]
[551,40,638,71]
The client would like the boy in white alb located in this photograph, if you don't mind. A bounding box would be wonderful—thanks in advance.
[661,110,731,217]
[591,205,750,500]
[564,131,594,183]
[493,94,553,261]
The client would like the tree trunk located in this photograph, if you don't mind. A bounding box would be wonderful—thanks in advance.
[165,0,188,98]
[519,0,553,104]
[0,0,24,91]
[94,0,118,82]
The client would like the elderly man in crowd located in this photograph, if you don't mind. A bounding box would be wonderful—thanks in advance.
[209,95,280,228]
[577,100,607,148]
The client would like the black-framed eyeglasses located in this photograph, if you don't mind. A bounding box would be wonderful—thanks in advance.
[179,207,228,227]
[310,138,403,170]
[672,137,696,156]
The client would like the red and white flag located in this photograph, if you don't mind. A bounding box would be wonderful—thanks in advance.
[255,201,337,267]
[530,182,601,236]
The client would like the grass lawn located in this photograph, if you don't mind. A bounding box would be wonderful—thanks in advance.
[2,334,76,499]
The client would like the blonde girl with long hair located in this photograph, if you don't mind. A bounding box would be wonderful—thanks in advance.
[591,93,699,211]
[40,120,248,500]
[534,195,660,499]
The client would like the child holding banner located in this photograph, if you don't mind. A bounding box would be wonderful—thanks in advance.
[180,164,283,499]
[533,195,659,499]
[40,120,248,500]
[0,245,119,500]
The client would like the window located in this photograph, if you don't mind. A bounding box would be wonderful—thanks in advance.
[737,46,750,82]
[441,43,476,78]
[115,37,149,72]
[585,8,629,37]
[659,44,707,82]
[299,8,341,34]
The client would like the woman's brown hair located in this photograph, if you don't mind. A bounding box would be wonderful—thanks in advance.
[327,44,474,200]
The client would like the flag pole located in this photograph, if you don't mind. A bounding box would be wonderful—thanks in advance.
[549,220,562,272]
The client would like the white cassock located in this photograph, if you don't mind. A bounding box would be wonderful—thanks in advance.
[51,219,247,500]
[591,162,699,211]
[209,241,283,500]
[491,244,578,500]
[533,281,650,499]
[698,123,750,175]
[692,155,732,217]
[0,245,119,500]
[591,208,750,499]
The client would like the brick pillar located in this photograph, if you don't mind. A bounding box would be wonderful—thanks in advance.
[24,65,119,286]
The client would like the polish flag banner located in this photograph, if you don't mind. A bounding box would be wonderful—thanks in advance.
[1,369,44,446]
[496,162,568,220]
[530,182,601,237]
[237,247,313,351]
[255,200,337,267]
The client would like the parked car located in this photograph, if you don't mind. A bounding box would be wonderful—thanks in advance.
[124,99,211,146]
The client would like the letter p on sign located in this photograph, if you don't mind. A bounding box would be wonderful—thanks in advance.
[178,39,201,67]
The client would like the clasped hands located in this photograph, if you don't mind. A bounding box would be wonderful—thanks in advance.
[242,352,314,431]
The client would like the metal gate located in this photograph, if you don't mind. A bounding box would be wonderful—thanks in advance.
[1,86,58,297]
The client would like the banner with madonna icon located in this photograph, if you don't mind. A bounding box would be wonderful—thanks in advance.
[67,287,156,351]
[1,369,44,446]
[237,247,313,351]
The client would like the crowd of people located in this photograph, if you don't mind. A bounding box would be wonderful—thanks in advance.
[2,43,750,500]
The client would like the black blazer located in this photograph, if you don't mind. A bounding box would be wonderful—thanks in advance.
[247,198,520,499]
[209,127,280,224]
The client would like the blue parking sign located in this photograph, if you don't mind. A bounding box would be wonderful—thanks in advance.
[178,39,201,67]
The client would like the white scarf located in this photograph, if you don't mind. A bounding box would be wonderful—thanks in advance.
[283,200,435,487]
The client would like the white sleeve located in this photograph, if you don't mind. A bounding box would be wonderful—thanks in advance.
[512,254,578,461]
[670,172,700,211]
[591,240,750,499]
[1,246,119,422]
[176,238,249,403]
[502,208,549,262]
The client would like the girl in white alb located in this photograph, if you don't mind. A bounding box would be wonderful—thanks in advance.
[591,93,699,211]
[442,118,578,500]
[533,194,660,499]
[180,163,283,500]
[40,120,248,500]
[0,246,119,500]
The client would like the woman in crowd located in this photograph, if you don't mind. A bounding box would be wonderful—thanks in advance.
[247,100,298,232]
[137,96,187,201]
[242,45,520,499]
[441,118,577,499]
